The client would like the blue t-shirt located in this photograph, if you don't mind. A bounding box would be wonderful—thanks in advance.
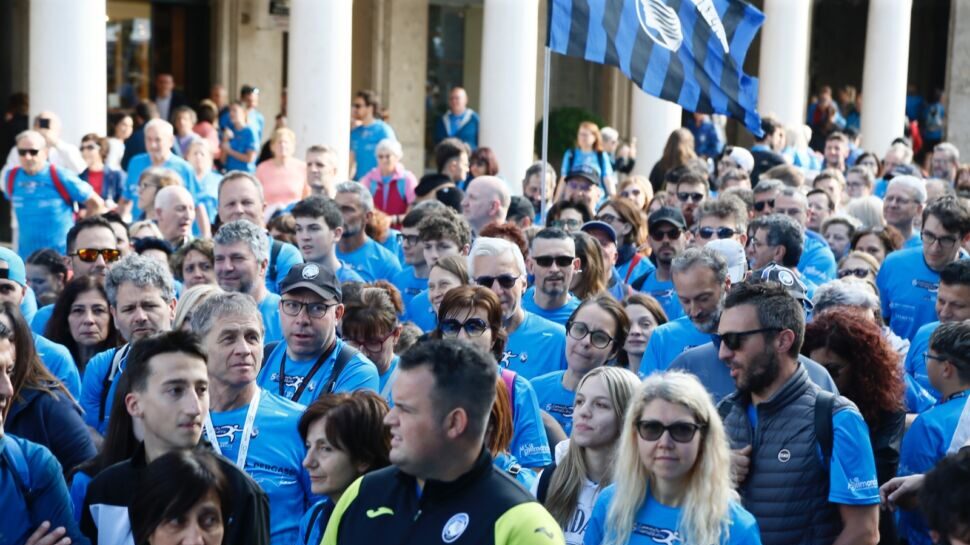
[259,292,284,344]
[298,499,333,545]
[403,289,437,332]
[34,334,81,401]
[208,389,313,545]
[379,355,399,401]
[584,486,761,545]
[335,262,365,284]
[905,321,942,401]
[617,255,656,286]
[873,178,889,199]
[640,316,709,377]
[123,153,199,215]
[219,108,266,143]
[257,339,379,404]
[380,229,405,264]
[531,370,576,435]
[8,164,94,256]
[335,237,402,283]
[30,303,54,335]
[197,169,223,222]
[225,124,259,172]
[266,234,304,294]
[350,120,397,180]
[904,231,922,250]
[798,230,838,287]
[503,312,568,380]
[898,391,969,545]
[508,372,552,467]
[825,409,883,505]
[521,287,581,327]
[636,271,685,321]
[877,247,941,341]
[391,267,428,307]
[80,346,126,434]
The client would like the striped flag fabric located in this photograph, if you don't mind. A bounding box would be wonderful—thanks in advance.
[548,0,765,136]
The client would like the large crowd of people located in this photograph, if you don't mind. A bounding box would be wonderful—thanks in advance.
[0,77,969,545]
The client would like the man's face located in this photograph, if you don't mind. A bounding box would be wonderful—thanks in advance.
[824,139,847,167]
[695,215,745,247]
[936,282,970,323]
[647,221,686,266]
[400,227,425,267]
[202,312,264,390]
[768,128,786,152]
[672,265,726,333]
[846,171,871,198]
[806,193,830,232]
[16,133,47,175]
[157,192,196,242]
[462,181,494,231]
[529,237,579,301]
[155,74,175,97]
[71,226,120,281]
[295,216,339,263]
[444,153,470,183]
[280,289,341,358]
[229,104,246,126]
[717,304,781,396]
[747,228,777,270]
[589,230,618,269]
[335,193,367,239]
[218,178,265,226]
[471,251,526,320]
[111,283,175,342]
[882,151,904,176]
[126,353,209,454]
[524,173,552,212]
[773,194,808,228]
[214,241,265,295]
[386,366,449,478]
[422,238,461,267]
[0,264,24,306]
[564,178,598,213]
[243,91,259,109]
[932,151,958,181]
[306,152,338,195]
[814,178,842,209]
[883,184,921,229]
[922,214,965,272]
[753,189,779,217]
[675,182,707,226]
[145,126,173,162]
[448,88,468,114]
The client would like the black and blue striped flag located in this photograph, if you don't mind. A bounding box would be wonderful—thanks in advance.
[548,0,765,136]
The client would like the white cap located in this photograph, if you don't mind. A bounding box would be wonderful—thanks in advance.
[726,146,755,173]
[706,239,747,283]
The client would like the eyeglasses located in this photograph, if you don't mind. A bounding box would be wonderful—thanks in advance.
[475,274,520,289]
[677,192,705,203]
[922,231,959,250]
[81,144,99,151]
[596,213,622,225]
[715,328,781,351]
[439,317,489,338]
[549,219,582,230]
[696,226,737,240]
[400,234,420,246]
[924,351,946,366]
[649,228,681,242]
[884,195,913,206]
[567,180,593,191]
[17,148,40,157]
[753,199,775,212]
[346,329,396,352]
[71,248,121,263]
[280,299,336,319]
[838,267,870,279]
[566,321,614,348]
[636,420,705,442]
[534,255,575,268]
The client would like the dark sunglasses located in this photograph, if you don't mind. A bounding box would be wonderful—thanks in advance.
[534,255,575,268]
[439,318,489,337]
[753,199,775,212]
[475,274,519,289]
[71,248,121,263]
[650,228,682,242]
[677,192,704,203]
[400,234,420,246]
[697,226,737,240]
[566,321,613,348]
[17,148,40,157]
[636,420,705,442]
[716,327,781,351]
[838,268,870,279]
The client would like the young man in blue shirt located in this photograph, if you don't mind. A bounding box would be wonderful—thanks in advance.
[523,228,581,326]
[771,187,837,286]
[631,207,688,320]
[291,196,364,284]
[390,203,442,306]
[349,90,396,180]
[404,207,472,331]
[334,181,402,283]
[214,220,284,343]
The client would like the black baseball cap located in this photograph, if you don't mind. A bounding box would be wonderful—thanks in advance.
[280,263,342,302]
[566,164,601,188]
[647,207,687,230]
[751,263,812,309]
[508,195,536,221]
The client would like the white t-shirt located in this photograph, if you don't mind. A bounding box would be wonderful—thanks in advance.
[531,440,603,545]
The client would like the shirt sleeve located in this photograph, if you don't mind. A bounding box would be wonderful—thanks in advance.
[61,169,95,203]
[40,393,98,471]
[511,376,552,467]
[80,351,110,430]
[828,409,880,505]
[899,411,944,477]
[333,357,380,394]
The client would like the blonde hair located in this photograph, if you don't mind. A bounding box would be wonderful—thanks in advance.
[605,371,736,545]
[129,220,164,240]
[544,367,641,527]
[173,284,223,330]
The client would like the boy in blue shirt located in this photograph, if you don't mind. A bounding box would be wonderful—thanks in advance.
[222,102,259,172]
[404,206,473,331]
[391,204,442,306]
[291,196,364,284]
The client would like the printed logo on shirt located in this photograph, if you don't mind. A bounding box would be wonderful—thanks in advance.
[777,449,791,463]
[519,442,551,458]
[632,523,680,545]
[269,372,314,393]
[500,350,528,367]
[565,505,590,535]
[847,476,879,493]
[213,424,259,444]
[544,403,573,419]
[442,513,470,543]
[912,279,939,293]
[650,289,675,300]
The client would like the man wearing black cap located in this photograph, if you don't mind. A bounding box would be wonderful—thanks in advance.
[507,195,535,229]
[562,165,602,215]
[630,207,689,320]
[257,262,379,405]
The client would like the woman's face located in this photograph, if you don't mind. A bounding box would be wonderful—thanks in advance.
[115,116,134,140]
[26,264,62,299]
[577,127,597,150]
[442,306,494,356]
[68,289,111,348]
[174,112,193,135]
[148,489,224,545]
[273,134,295,159]
[302,417,366,498]
[566,303,618,374]
[428,268,463,312]
[595,205,632,242]
[637,399,702,485]
[469,160,488,179]
[824,224,852,258]
[137,183,159,214]
[182,250,216,289]
[346,326,398,370]
[620,184,647,210]
[571,374,621,450]
[624,304,658,357]
[808,347,852,393]
[376,148,399,175]
[854,233,888,264]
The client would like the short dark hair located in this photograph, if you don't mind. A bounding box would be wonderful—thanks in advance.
[750,214,804,267]
[547,200,592,224]
[401,201,443,229]
[930,321,970,383]
[533,227,571,245]
[434,138,470,173]
[826,131,849,144]
[398,339,498,439]
[726,281,805,357]
[298,391,391,473]
[66,215,116,253]
[759,117,783,141]
[133,237,174,257]
[940,260,970,287]
[919,450,970,543]
[101,211,129,237]
[417,208,472,247]
[291,195,343,230]
[126,330,207,392]
[806,188,835,212]
[923,195,970,236]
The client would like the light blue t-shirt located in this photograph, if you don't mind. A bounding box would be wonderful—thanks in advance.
[208,389,313,545]
[824,409,883,505]
[635,271,684,321]
[80,346,126,434]
[904,231,922,250]
[219,108,266,143]
[617,254,655,286]
[123,153,199,216]
[259,292,284,344]
[898,391,969,545]
[640,316,709,376]
[30,303,54,335]
[379,355,399,401]
[336,237,402,283]
[507,371,552,468]
[380,228,405,264]
[197,169,223,222]
[257,339,379,404]
[905,321,942,401]
[798,230,838,287]
[8,163,94,256]
[503,311,568,380]
[391,266,428,307]
[530,370,576,435]
[583,486,762,545]
[225,124,259,172]
[266,234,304,294]
[521,287,581,327]
[34,334,81,401]
[403,289,437,332]
[877,247,941,341]
[350,120,397,180]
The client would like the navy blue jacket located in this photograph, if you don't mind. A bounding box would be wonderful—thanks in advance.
[6,386,96,473]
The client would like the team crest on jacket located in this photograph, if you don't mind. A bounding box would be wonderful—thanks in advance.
[442,513,469,543]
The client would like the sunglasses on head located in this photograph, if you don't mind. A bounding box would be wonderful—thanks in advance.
[677,192,705,203]
[636,420,705,442]
[696,226,737,240]
[71,248,121,263]
[438,318,489,337]
[838,268,870,279]
[753,199,775,212]
[715,327,781,351]
[475,274,520,289]
[534,255,575,268]
[650,228,682,242]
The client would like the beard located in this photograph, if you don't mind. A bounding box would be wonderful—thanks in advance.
[692,294,726,334]
[734,345,781,396]
[540,275,567,298]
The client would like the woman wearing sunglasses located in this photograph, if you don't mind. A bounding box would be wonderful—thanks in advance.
[617,176,653,216]
[837,250,880,284]
[531,295,629,436]
[584,371,761,545]
[596,198,651,284]
[341,284,404,401]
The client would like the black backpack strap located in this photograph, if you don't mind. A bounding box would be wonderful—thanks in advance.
[815,390,836,466]
[630,270,650,292]
[99,346,129,425]
[536,459,558,504]
[321,343,360,394]
[268,238,284,282]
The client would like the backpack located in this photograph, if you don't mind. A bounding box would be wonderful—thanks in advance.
[368,176,407,206]
[536,457,558,503]
[6,164,73,207]
[261,340,361,400]
[500,368,517,411]
[267,238,284,285]
[1,434,34,506]
[564,148,609,184]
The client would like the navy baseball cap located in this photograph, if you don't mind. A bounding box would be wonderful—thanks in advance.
[580,220,617,245]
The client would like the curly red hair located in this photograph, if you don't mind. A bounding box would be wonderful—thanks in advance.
[802,309,905,424]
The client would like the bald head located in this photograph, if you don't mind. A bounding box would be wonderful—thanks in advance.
[155,185,196,243]
[462,176,510,232]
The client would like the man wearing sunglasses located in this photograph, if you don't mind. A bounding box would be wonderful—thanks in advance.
[718,281,880,545]
[631,207,687,321]
[672,171,708,228]
[771,187,838,287]
[258,263,378,405]
[522,228,581,327]
[693,197,748,248]
[751,178,783,218]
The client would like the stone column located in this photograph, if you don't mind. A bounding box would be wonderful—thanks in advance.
[945,0,970,154]
[758,0,811,128]
[287,0,353,178]
[630,92,682,178]
[30,0,106,145]
[861,0,913,155]
[480,0,540,193]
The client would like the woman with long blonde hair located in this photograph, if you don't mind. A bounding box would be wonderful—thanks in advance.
[584,372,761,545]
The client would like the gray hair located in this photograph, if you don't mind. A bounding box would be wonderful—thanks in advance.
[306,144,340,163]
[218,171,265,203]
[750,214,804,267]
[524,161,557,186]
[144,118,174,137]
[670,246,728,284]
[376,138,403,159]
[467,236,527,277]
[336,180,374,213]
[778,186,808,207]
[600,127,619,142]
[753,178,784,195]
[885,142,914,164]
[214,219,269,263]
[812,280,881,316]
[105,254,176,307]
[189,291,262,340]
[934,142,960,164]
[15,130,46,148]
[845,196,886,230]
[887,175,927,204]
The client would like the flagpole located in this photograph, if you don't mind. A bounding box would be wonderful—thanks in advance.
[540,45,552,226]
